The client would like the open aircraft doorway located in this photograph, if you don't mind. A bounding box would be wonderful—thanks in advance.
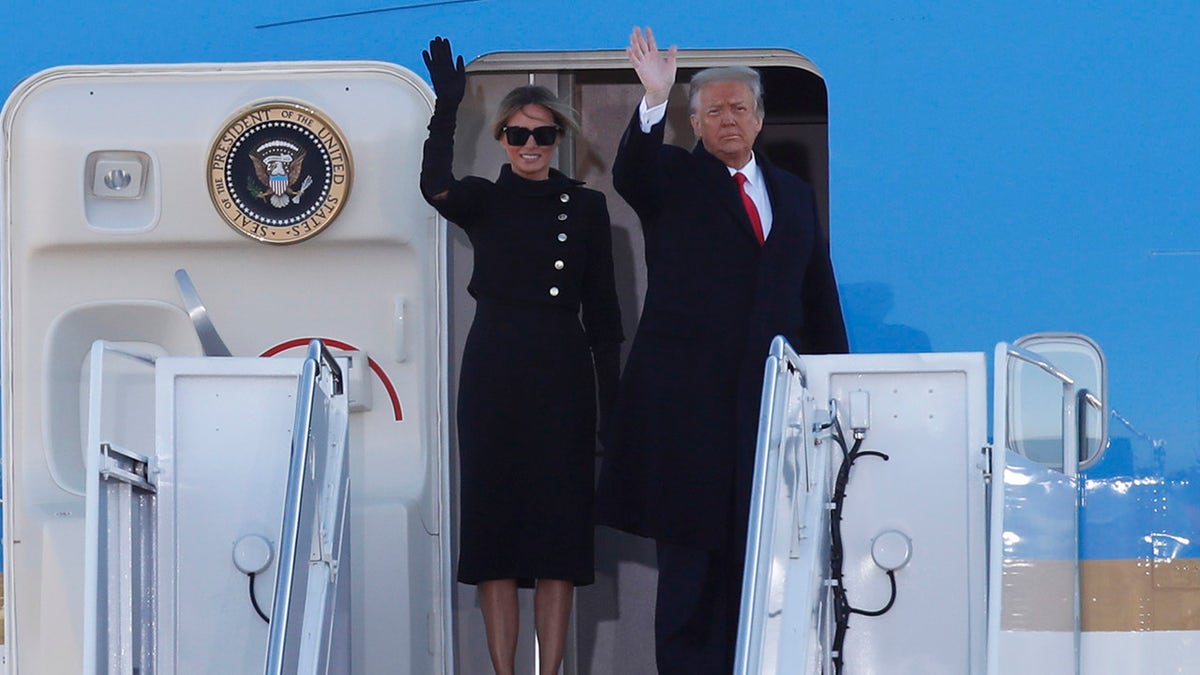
[452,47,831,674]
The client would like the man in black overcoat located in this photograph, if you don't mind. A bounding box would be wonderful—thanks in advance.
[595,27,849,674]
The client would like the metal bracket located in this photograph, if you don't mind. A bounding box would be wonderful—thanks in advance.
[99,442,156,492]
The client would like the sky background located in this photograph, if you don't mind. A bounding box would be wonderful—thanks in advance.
[2,1,1198,465]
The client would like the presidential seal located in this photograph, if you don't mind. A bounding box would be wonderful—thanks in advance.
[208,101,352,244]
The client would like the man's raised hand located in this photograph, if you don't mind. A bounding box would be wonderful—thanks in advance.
[627,27,677,108]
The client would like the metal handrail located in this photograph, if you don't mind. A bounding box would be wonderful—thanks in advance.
[264,340,324,674]
[771,335,808,387]
[313,339,344,396]
[1005,345,1078,477]
[735,335,808,674]
[1005,344,1082,675]
[1005,344,1075,385]
[1077,389,1106,469]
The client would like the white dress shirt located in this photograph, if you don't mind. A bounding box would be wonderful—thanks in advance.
[637,97,773,240]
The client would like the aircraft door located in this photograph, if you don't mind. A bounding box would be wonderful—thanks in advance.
[2,61,451,674]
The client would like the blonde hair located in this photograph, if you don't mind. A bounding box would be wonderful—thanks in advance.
[490,85,581,140]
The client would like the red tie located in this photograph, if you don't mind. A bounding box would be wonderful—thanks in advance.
[735,172,765,245]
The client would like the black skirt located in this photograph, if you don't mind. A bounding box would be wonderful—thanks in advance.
[456,299,596,586]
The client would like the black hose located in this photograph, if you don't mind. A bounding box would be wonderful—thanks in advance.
[249,572,271,624]
[827,416,895,673]
[850,569,898,617]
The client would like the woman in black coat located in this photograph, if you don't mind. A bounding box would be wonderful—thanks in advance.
[419,38,623,675]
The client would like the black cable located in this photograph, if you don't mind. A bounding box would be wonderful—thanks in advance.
[849,569,898,617]
[249,572,270,624]
[827,415,896,674]
[828,421,854,674]
[255,0,489,29]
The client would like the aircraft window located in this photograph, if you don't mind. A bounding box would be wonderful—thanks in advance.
[1007,333,1107,472]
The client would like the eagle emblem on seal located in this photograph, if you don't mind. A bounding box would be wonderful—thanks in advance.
[208,100,352,244]
[248,140,313,208]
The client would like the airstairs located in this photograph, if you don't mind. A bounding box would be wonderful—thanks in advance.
[735,334,1108,674]
[83,339,351,674]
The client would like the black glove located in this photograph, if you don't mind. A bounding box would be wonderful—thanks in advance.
[422,36,465,109]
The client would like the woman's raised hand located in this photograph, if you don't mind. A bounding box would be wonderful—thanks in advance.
[423,36,466,107]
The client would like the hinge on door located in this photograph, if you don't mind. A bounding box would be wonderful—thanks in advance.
[100,442,157,492]
[980,444,993,484]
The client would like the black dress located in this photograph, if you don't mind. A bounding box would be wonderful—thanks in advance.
[421,103,623,586]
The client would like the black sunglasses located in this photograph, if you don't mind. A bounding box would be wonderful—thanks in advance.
[502,125,560,146]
